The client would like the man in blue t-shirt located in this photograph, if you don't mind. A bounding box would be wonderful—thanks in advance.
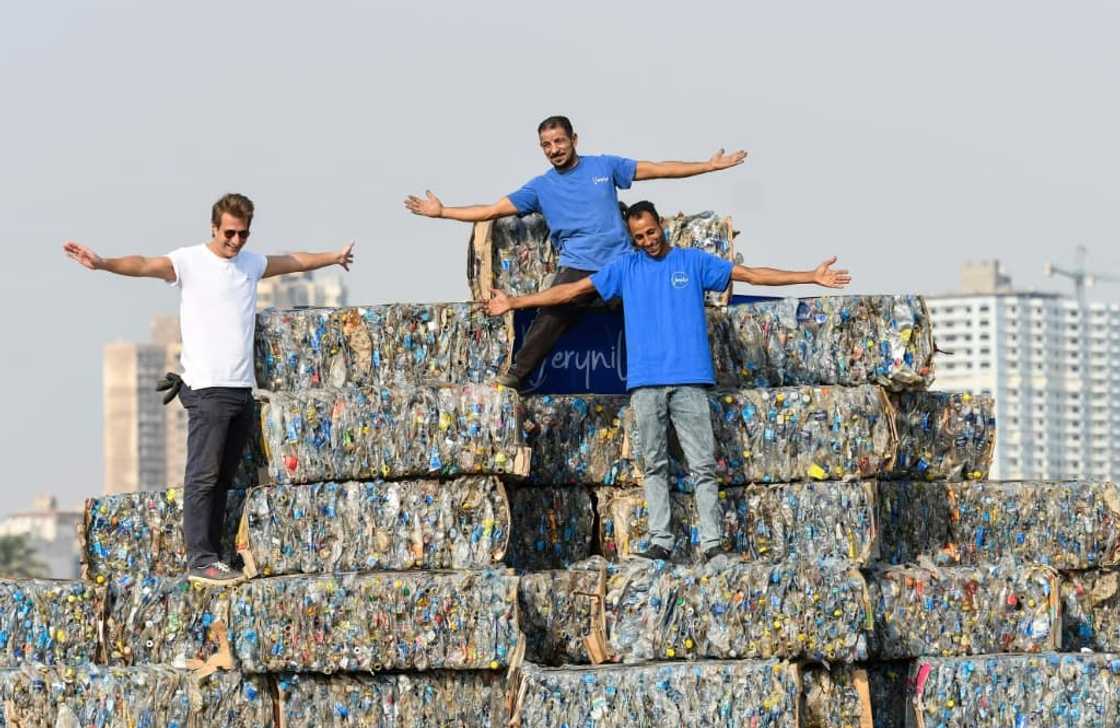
[485,200,851,561]
[405,115,747,389]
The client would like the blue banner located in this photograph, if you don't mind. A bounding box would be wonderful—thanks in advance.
[514,295,776,395]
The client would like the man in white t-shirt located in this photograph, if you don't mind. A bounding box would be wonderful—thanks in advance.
[64,193,355,585]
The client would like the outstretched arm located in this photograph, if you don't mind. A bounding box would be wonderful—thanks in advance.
[634,148,748,181]
[732,257,851,288]
[63,241,176,282]
[404,190,518,222]
[263,242,355,279]
[485,278,597,315]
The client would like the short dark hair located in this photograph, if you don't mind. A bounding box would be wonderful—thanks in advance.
[211,193,254,226]
[537,115,574,138]
[624,200,660,224]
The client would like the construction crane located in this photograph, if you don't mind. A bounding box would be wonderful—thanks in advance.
[1044,245,1120,304]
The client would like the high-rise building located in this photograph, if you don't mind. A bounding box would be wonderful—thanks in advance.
[927,261,1120,480]
[103,316,186,494]
[257,270,347,310]
[0,496,82,579]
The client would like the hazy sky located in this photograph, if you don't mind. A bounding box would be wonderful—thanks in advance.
[2,1,1118,513]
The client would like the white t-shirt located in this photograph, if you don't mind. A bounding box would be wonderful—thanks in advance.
[167,243,268,389]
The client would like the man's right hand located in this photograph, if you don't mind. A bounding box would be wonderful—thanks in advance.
[63,241,103,271]
[404,190,444,218]
[485,290,513,316]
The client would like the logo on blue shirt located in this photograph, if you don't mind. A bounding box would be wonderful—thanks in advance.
[671,271,689,288]
[592,176,610,184]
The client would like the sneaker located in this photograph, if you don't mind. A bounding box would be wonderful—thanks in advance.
[632,544,672,561]
[494,372,522,389]
[188,561,246,586]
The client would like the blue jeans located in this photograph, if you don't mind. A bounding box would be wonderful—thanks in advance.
[630,385,722,551]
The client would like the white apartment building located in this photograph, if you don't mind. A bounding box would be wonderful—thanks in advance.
[257,270,347,310]
[0,496,81,578]
[927,261,1120,481]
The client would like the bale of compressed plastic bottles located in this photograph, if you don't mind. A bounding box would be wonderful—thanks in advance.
[878,480,1120,569]
[275,670,508,727]
[1062,569,1120,652]
[799,664,875,728]
[888,391,995,481]
[521,394,633,485]
[255,304,513,391]
[0,579,104,666]
[260,384,530,484]
[231,570,519,673]
[80,487,246,580]
[511,659,800,727]
[0,665,272,727]
[504,485,595,571]
[596,480,879,565]
[708,295,935,391]
[236,477,510,576]
[906,653,1120,727]
[869,564,1060,659]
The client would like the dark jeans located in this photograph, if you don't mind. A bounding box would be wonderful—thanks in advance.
[180,384,254,569]
[508,266,614,381]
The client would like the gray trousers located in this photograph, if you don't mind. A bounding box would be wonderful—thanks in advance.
[630,385,722,551]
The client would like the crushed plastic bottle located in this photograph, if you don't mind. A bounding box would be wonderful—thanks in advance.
[0,579,104,666]
[260,384,530,485]
[103,574,231,668]
[624,385,896,488]
[237,477,509,576]
[662,210,737,306]
[512,659,800,727]
[596,480,879,565]
[869,564,1060,659]
[520,557,870,665]
[276,670,508,727]
[1062,570,1120,652]
[800,664,874,728]
[230,569,519,673]
[708,295,935,391]
[0,664,272,727]
[505,485,595,571]
[255,304,514,391]
[878,480,1120,569]
[888,391,995,481]
[907,653,1120,727]
[521,394,633,485]
[81,488,246,580]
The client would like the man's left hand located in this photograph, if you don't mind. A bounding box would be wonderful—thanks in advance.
[485,290,513,316]
[709,148,748,171]
[813,257,851,288]
[337,242,355,271]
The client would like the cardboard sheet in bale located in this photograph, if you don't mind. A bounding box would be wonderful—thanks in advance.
[0,579,104,667]
[623,385,896,489]
[0,665,272,727]
[255,304,513,391]
[596,481,878,565]
[260,384,530,485]
[878,480,1120,570]
[504,485,594,571]
[511,659,799,728]
[81,488,245,580]
[104,574,232,669]
[800,664,875,728]
[276,670,508,727]
[231,569,519,673]
[708,294,935,391]
[906,653,1120,728]
[1062,569,1120,652]
[521,394,633,485]
[869,564,1060,660]
[519,557,870,665]
[888,391,994,481]
[236,477,509,577]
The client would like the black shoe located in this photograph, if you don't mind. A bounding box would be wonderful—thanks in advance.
[495,372,522,390]
[633,544,672,561]
[701,545,726,562]
[187,561,246,587]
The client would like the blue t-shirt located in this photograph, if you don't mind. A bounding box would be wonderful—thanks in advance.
[508,154,637,271]
[591,247,733,390]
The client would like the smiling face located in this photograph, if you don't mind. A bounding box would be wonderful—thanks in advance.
[627,210,668,258]
[209,212,251,258]
[538,126,578,170]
